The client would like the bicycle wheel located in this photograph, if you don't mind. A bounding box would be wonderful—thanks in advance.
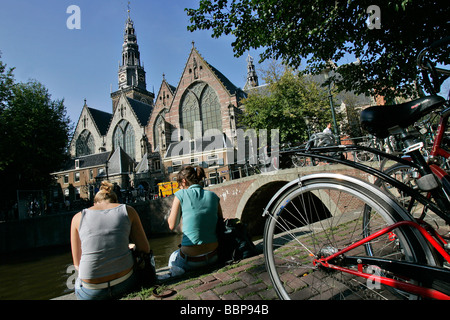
[263,173,436,300]
[377,163,421,213]
[355,149,375,162]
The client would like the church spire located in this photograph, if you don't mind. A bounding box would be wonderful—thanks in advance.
[117,3,146,91]
[244,54,259,90]
[111,2,154,111]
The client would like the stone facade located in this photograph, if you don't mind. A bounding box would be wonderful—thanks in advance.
[150,45,248,183]
[52,13,259,201]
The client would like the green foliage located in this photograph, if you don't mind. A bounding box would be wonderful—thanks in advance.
[186,0,449,101]
[0,62,72,204]
[0,58,14,112]
[239,64,334,145]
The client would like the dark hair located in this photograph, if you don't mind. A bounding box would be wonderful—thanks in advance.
[176,166,206,186]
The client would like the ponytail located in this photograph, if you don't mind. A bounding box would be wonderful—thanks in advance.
[177,166,205,186]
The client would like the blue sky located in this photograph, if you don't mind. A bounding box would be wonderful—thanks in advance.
[0,0,268,125]
[1,1,448,128]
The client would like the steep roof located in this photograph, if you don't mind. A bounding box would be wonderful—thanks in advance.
[126,97,153,126]
[107,147,135,175]
[56,151,111,172]
[193,47,247,99]
[206,61,246,99]
[87,107,113,136]
[165,134,233,159]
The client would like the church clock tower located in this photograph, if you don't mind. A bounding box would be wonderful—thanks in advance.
[111,11,154,110]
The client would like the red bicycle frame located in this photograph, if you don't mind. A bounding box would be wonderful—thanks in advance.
[430,107,450,160]
[313,220,450,300]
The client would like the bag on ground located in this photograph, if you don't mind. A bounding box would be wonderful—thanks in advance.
[216,218,257,265]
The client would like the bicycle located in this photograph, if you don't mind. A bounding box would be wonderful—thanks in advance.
[262,37,450,300]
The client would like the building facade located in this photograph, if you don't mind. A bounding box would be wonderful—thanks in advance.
[52,12,259,201]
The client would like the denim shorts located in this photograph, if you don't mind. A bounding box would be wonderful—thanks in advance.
[168,249,218,276]
[75,270,137,300]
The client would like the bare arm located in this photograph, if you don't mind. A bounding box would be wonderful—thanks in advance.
[127,206,150,253]
[218,202,223,220]
[168,196,181,230]
[70,212,82,270]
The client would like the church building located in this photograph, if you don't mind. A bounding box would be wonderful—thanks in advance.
[52,12,259,201]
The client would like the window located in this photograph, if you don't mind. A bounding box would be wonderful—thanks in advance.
[74,172,80,182]
[75,130,95,157]
[172,160,182,172]
[180,82,222,138]
[207,155,219,167]
[153,113,165,150]
[152,159,161,171]
[64,174,69,184]
[89,169,94,180]
[113,120,135,159]
[190,157,199,166]
[201,86,222,133]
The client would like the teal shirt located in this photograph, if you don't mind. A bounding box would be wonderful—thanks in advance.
[175,184,219,246]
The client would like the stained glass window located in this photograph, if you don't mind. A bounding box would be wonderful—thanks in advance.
[113,120,135,159]
[180,82,222,138]
[75,130,95,157]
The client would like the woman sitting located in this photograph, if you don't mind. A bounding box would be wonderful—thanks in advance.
[167,166,223,275]
[70,181,150,300]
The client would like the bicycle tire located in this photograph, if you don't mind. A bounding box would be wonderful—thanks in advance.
[376,163,421,213]
[263,173,437,300]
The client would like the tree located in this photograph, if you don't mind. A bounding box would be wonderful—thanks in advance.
[186,0,449,101]
[239,63,336,145]
[0,55,14,112]
[0,56,15,171]
[0,78,72,207]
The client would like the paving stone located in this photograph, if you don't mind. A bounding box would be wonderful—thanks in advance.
[199,290,221,300]
[214,280,246,295]
[193,278,222,293]
[236,282,267,298]
[220,292,241,300]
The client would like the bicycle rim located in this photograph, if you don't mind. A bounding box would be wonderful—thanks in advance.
[263,174,434,300]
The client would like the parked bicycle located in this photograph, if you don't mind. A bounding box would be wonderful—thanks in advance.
[262,37,450,300]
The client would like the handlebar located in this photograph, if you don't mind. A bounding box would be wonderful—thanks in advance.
[417,36,450,72]
[417,37,450,95]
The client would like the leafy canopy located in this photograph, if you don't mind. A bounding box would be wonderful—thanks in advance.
[0,59,72,204]
[186,0,449,101]
[239,63,335,145]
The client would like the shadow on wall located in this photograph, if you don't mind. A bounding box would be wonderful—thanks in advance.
[131,196,176,236]
[240,181,289,237]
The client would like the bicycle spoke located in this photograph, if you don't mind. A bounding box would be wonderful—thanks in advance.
[263,175,431,300]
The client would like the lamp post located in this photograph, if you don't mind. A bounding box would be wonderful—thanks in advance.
[322,61,340,144]
[304,116,311,140]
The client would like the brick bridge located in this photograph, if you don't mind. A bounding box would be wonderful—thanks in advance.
[205,163,368,236]
[138,163,369,238]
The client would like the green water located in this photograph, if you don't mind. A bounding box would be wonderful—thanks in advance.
[0,233,182,300]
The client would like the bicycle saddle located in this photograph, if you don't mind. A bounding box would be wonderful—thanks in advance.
[360,95,445,138]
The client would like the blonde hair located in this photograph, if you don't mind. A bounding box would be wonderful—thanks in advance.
[94,181,118,203]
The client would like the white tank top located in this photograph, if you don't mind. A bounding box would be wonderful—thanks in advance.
[78,204,134,279]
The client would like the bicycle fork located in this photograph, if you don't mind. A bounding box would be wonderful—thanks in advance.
[312,220,450,300]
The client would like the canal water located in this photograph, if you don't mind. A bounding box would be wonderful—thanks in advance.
[0,233,182,300]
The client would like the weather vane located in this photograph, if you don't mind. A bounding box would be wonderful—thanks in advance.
[127,1,131,18]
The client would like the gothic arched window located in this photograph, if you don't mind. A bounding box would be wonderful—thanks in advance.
[75,130,95,157]
[180,82,222,138]
[113,120,135,159]
[153,113,165,150]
